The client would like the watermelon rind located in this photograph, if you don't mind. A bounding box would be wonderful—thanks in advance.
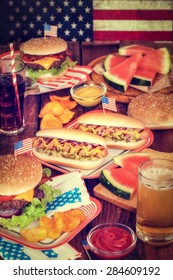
[118,44,155,56]
[104,73,126,92]
[103,53,142,92]
[99,170,131,199]
[139,47,171,74]
[104,54,126,71]
[131,69,156,87]
[131,76,151,87]
[162,48,172,74]
[99,169,137,200]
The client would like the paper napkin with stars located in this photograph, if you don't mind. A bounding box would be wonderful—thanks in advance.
[0,237,81,260]
[45,170,91,216]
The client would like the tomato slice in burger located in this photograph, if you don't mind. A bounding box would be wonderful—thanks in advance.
[0,195,15,202]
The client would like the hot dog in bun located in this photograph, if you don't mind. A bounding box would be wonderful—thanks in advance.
[73,111,150,150]
[32,128,108,170]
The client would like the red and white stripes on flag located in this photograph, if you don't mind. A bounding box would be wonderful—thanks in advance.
[102,96,117,112]
[14,138,33,156]
[93,0,173,41]
[37,66,92,90]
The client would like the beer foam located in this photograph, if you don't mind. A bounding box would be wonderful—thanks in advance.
[141,167,173,189]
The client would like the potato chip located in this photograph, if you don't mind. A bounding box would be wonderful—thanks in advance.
[38,95,76,129]
[62,100,77,110]
[68,209,86,222]
[40,216,63,239]
[58,109,75,124]
[39,101,64,118]
[54,209,85,232]
[20,208,86,242]
[63,216,81,232]
[20,226,47,242]
[50,95,70,102]
[55,211,81,232]
[50,95,77,109]
[40,113,62,130]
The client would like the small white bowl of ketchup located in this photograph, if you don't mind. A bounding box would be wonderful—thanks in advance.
[86,223,137,260]
[70,81,107,107]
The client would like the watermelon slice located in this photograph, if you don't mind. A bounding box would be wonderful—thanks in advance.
[139,48,171,74]
[131,68,156,86]
[118,44,155,56]
[104,54,126,71]
[103,53,143,92]
[113,152,150,176]
[99,167,138,200]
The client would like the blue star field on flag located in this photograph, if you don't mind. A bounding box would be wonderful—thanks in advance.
[0,0,93,44]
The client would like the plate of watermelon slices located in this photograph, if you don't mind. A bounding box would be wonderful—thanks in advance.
[88,44,172,104]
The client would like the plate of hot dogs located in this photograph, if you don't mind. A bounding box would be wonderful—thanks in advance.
[32,110,154,178]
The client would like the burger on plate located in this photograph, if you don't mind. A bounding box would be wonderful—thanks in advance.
[19,37,76,81]
[0,154,59,230]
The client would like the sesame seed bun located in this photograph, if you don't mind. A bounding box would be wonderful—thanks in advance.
[77,111,145,129]
[20,37,67,56]
[0,154,42,196]
[128,93,173,127]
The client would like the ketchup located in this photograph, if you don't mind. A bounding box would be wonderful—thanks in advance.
[90,226,134,259]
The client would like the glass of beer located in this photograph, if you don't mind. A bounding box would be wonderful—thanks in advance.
[0,58,26,135]
[136,159,173,246]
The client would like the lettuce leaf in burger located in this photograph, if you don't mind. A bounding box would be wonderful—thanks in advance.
[0,155,61,230]
[19,37,77,81]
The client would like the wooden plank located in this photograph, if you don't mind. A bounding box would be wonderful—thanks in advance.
[81,41,119,65]
[67,41,81,64]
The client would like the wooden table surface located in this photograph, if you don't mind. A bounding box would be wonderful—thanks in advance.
[0,41,173,260]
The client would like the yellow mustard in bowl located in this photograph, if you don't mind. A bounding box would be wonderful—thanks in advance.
[70,81,107,107]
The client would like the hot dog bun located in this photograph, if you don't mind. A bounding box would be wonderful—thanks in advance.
[75,111,149,150]
[32,149,105,170]
[32,128,108,170]
[77,111,144,128]
[35,127,107,145]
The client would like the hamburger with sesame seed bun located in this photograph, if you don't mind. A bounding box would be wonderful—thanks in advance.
[19,37,76,81]
[0,154,59,229]
[128,93,173,129]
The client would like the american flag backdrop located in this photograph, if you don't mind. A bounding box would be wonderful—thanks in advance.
[93,0,173,41]
[0,0,172,45]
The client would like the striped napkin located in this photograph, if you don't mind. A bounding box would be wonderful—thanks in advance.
[37,65,93,90]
